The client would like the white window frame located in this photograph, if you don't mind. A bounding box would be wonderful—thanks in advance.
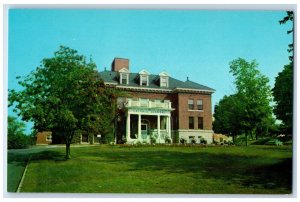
[160,76,168,87]
[188,99,194,110]
[120,73,129,85]
[197,100,203,110]
[140,75,148,86]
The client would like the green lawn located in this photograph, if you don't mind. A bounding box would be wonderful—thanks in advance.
[8,145,293,194]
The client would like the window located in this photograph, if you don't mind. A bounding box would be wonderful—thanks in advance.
[197,100,203,110]
[159,72,169,88]
[188,99,194,110]
[140,75,148,86]
[160,116,167,130]
[160,77,168,87]
[139,70,150,86]
[120,73,128,85]
[198,117,203,129]
[189,117,194,129]
[46,135,52,142]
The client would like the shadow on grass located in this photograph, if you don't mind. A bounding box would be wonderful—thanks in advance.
[7,149,65,192]
[88,148,292,192]
[30,150,66,162]
[8,150,65,163]
[241,158,292,190]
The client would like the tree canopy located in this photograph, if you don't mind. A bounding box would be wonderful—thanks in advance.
[8,116,28,149]
[271,11,294,135]
[9,46,119,158]
[272,63,293,135]
[279,11,294,61]
[213,94,243,141]
[213,58,273,145]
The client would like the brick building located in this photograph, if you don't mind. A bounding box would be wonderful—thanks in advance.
[36,131,52,145]
[99,58,215,144]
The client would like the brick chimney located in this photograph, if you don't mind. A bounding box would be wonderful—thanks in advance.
[111,58,129,72]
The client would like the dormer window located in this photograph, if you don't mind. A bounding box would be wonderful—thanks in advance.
[141,75,148,86]
[139,70,150,86]
[159,71,169,88]
[160,77,168,87]
[120,73,129,84]
[119,68,130,85]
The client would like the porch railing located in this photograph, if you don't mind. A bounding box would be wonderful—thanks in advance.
[126,99,171,109]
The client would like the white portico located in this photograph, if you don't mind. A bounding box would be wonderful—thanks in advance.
[125,98,174,144]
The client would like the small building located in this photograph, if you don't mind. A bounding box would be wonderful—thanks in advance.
[36,131,52,145]
[99,58,215,144]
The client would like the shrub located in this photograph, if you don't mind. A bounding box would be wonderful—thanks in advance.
[180,138,187,144]
[150,137,156,144]
[165,137,171,144]
[227,140,234,145]
[200,138,207,144]
[135,141,142,146]
[150,134,158,144]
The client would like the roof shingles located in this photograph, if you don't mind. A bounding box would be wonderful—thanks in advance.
[99,71,215,92]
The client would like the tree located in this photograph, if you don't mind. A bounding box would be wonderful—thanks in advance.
[9,46,117,159]
[272,12,294,135]
[272,63,293,134]
[213,94,243,143]
[279,11,294,61]
[229,58,273,145]
[8,116,29,149]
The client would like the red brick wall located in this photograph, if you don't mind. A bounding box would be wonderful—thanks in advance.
[125,91,212,131]
[36,131,52,145]
[111,58,129,72]
[177,93,212,130]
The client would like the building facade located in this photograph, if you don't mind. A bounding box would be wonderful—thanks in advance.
[99,58,215,144]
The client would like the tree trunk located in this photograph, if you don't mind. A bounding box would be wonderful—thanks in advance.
[245,133,248,146]
[65,143,71,159]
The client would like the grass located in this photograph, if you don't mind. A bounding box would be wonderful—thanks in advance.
[8,145,293,194]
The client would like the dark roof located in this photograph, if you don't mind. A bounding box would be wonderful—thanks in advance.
[99,71,215,92]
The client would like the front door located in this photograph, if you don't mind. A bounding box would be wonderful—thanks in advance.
[141,123,148,140]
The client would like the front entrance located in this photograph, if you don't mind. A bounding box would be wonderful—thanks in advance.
[141,123,148,140]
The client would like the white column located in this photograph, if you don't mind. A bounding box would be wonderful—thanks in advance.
[138,114,141,140]
[168,115,171,143]
[157,115,161,143]
[126,113,131,141]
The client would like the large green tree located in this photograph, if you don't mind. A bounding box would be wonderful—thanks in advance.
[272,63,293,134]
[272,11,294,135]
[213,94,243,142]
[229,58,273,145]
[9,46,117,159]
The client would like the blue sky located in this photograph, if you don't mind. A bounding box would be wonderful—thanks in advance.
[8,9,293,134]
